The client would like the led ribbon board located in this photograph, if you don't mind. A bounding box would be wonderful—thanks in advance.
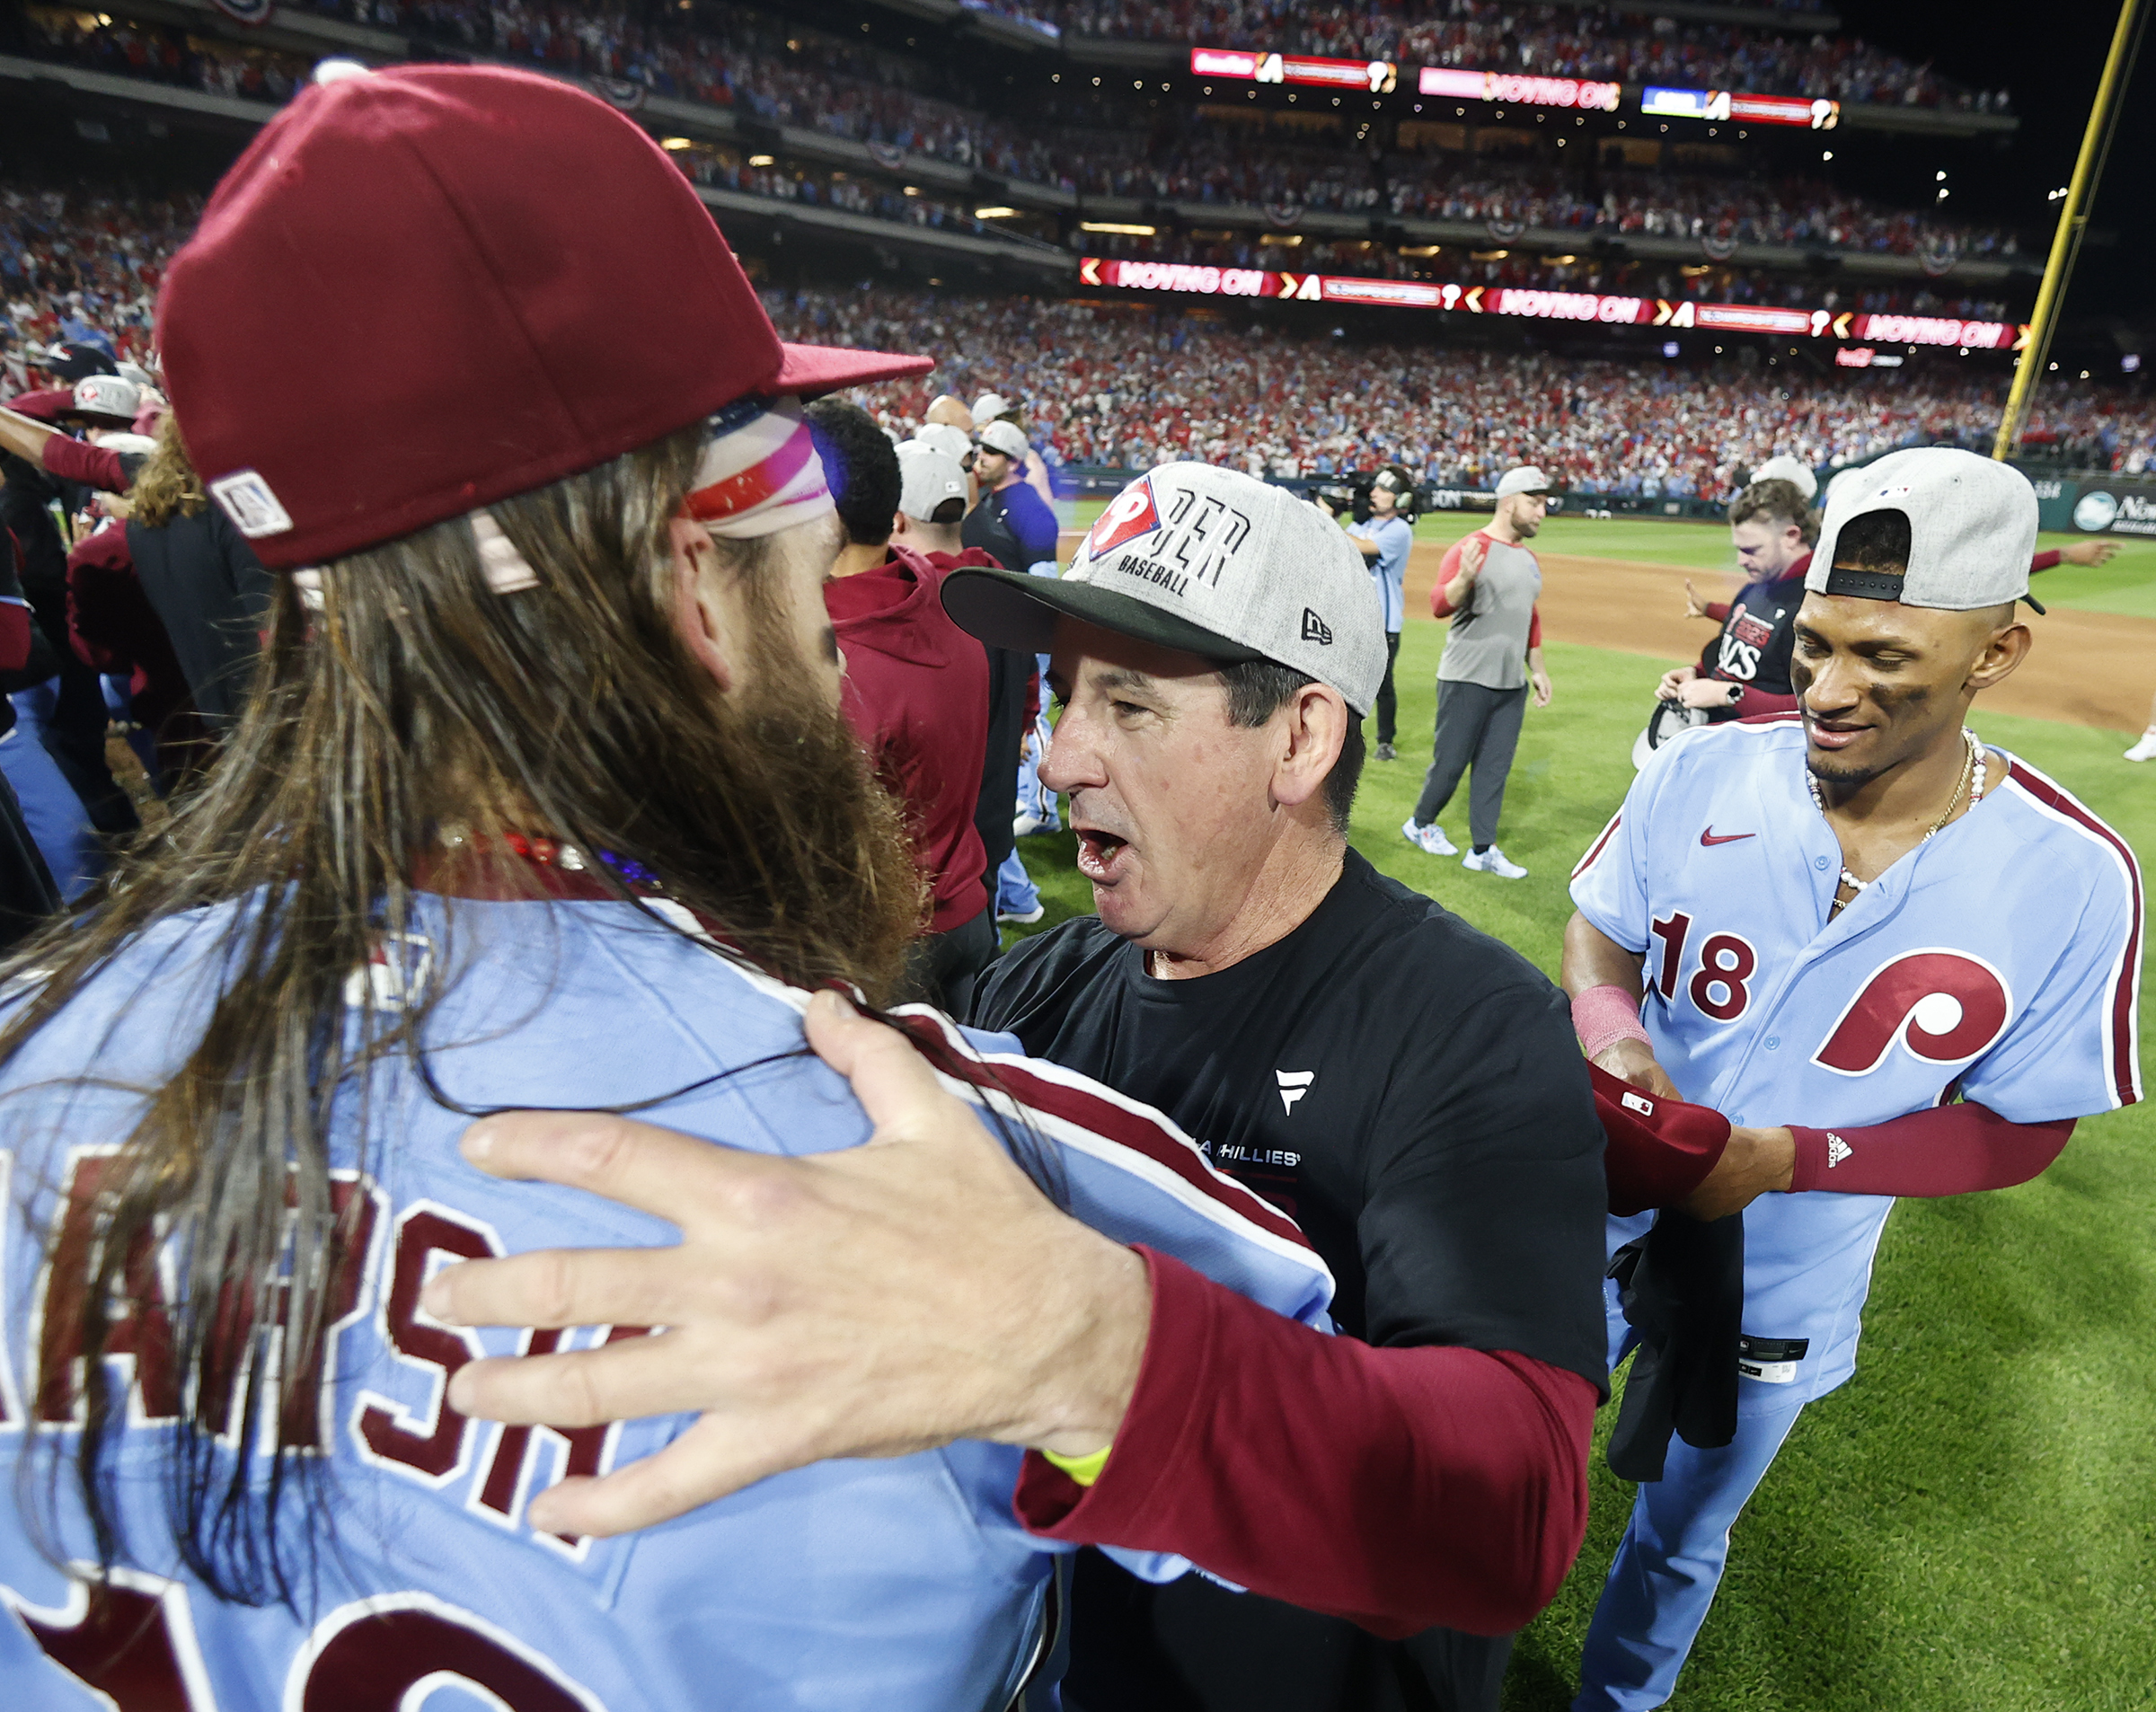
[1075,259,2028,350]
[1418,67,1620,110]
[1641,86,1840,128]
[1190,49,1398,93]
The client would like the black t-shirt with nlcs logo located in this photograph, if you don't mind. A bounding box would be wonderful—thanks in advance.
[970,848,1607,1712]
[1697,562,1807,701]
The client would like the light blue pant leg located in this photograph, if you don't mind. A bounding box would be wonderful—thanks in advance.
[101,674,159,780]
[996,846,1039,917]
[1575,1281,1807,1712]
[0,726,100,901]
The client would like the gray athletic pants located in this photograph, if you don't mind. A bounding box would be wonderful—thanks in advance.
[1411,679,1529,849]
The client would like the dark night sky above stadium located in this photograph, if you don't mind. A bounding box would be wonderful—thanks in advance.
[1843,0,2155,330]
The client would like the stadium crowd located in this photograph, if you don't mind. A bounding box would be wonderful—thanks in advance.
[2,170,2114,508]
[764,286,2156,495]
[1031,0,2008,110]
[7,4,2027,268]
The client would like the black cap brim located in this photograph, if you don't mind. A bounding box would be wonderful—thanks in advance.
[941,564,1265,665]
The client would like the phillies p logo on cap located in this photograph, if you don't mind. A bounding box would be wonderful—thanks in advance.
[1082,474,1163,560]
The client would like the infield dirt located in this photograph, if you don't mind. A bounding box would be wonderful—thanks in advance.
[1402,543,2156,734]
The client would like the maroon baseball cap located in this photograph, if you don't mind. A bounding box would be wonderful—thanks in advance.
[158,64,930,569]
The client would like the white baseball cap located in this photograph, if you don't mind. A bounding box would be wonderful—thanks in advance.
[1494,464,1551,499]
[896,439,967,521]
[915,421,973,463]
[67,375,143,425]
[1749,454,1818,500]
[976,419,1028,459]
[941,462,1386,715]
[1807,446,2039,612]
[971,392,1012,428]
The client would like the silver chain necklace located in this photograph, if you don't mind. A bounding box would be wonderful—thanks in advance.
[1807,727,1984,906]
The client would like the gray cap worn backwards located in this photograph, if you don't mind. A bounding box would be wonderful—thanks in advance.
[1806,446,2038,611]
[1494,464,1551,499]
[940,462,1387,715]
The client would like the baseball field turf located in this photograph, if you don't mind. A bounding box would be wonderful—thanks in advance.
[1008,505,2156,1710]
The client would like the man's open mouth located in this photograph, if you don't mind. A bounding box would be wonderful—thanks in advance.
[1074,829,1129,882]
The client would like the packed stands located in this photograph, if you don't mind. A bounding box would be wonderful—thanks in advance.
[5,3,2031,283]
[761,287,2156,495]
[0,180,191,373]
[1031,1,2007,110]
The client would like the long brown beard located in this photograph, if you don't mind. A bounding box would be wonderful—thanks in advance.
[707,610,925,1004]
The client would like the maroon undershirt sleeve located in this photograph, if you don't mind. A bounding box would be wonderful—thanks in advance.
[0,603,30,675]
[1729,685,1800,717]
[1012,1247,1595,1640]
[2030,549,2062,573]
[40,434,129,493]
[1788,1102,2073,1196]
[1704,601,1730,621]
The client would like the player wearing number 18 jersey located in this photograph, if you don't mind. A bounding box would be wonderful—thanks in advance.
[1565,448,2140,1711]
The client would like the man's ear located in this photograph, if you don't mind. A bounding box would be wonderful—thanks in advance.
[1966,620,2031,696]
[1272,684,1348,812]
[668,515,734,692]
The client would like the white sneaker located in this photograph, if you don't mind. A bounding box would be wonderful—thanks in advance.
[1462,845,1528,879]
[1012,812,1060,836]
[1401,816,1458,857]
[2125,731,2156,762]
[996,904,1045,924]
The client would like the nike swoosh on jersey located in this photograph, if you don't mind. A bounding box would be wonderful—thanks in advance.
[1699,828,1756,846]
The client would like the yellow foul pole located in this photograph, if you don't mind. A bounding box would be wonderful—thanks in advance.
[1993,0,2147,462]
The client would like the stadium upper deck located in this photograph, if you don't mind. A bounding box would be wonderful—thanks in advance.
[2,0,2037,327]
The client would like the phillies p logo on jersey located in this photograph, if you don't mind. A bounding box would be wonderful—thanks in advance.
[1082,475,1162,562]
[1813,949,2012,1076]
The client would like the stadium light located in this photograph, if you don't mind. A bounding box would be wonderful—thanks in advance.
[748,154,774,165]
[1823,150,1833,161]
[902,185,920,196]
[2125,354,2143,373]
[662,137,694,151]
[1936,170,1948,181]
[975,207,1018,219]
[1081,221,1157,235]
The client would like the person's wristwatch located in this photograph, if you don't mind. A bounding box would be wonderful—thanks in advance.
[1725,682,1745,707]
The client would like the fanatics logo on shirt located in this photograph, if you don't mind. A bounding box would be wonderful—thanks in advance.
[1276,1068,1315,1114]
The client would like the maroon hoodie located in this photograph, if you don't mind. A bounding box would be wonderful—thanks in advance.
[826,542,991,933]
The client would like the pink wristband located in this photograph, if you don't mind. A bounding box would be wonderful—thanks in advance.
[1573,984,1651,1062]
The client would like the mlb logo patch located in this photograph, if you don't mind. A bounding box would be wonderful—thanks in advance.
[1084,475,1162,560]
[209,470,296,538]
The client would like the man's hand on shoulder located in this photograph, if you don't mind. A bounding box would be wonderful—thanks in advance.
[423,991,1151,1538]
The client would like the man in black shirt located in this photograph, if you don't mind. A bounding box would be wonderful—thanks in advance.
[944,461,1609,1712]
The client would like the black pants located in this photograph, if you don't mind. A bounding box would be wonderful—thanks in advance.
[1065,1551,1514,1712]
[1375,631,1402,747]
[901,900,1000,1018]
[1411,680,1528,850]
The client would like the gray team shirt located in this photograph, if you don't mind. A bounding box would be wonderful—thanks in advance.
[1436,531,1541,690]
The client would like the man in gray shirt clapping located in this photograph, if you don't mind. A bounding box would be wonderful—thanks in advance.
[1403,465,1554,878]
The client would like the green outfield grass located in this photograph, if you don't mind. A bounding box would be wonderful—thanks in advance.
[1063,496,2156,615]
[1003,622,2156,1710]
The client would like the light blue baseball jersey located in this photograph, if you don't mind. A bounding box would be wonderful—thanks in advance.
[0,891,1333,1711]
[1347,515,1412,633]
[1571,717,2141,1413]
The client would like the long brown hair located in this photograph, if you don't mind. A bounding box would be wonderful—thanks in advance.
[127,410,209,530]
[3,422,923,1604]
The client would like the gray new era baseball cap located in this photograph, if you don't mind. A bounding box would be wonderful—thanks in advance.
[1494,464,1551,498]
[941,462,1386,715]
[1807,446,2038,611]
[896,439,966,520]
[976,419,1029,458]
